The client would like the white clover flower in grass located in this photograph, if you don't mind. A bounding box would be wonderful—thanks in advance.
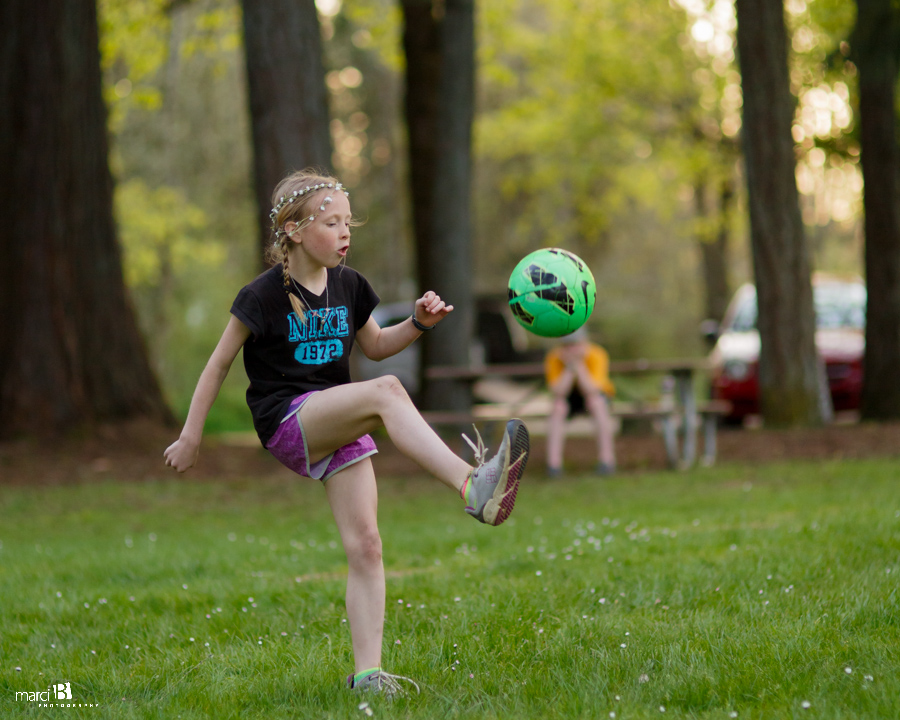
[864,674,874,682]
[845,667,852,674]
[801,701,811,709]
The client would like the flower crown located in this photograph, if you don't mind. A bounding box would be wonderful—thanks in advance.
[270,182,349,241]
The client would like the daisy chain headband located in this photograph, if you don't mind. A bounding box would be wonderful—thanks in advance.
[270,182,349,243]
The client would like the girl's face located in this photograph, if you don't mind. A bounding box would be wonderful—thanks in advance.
[291,191,352,269]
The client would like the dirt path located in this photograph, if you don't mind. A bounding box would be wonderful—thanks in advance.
[2,419,899,486]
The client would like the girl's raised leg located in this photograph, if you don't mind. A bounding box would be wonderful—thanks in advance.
[325,457,385,673]
[303,375,530,526]
[299,376,472,492]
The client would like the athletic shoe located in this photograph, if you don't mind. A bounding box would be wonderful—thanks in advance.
[461,419,530,526]
[346,669,420,698]
[596,462,615,477]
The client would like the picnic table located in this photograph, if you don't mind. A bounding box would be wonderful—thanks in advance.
[423,358,730,468]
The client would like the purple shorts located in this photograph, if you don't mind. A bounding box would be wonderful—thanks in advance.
[265,392,377,482]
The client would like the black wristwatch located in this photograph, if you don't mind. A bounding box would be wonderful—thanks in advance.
[410,315,434,331]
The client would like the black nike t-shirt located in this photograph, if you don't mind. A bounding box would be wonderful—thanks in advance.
[230,264,380,445]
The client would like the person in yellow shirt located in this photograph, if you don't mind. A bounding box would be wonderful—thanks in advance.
[544,329,616,476]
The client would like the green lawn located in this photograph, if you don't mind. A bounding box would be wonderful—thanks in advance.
[1,459,898,719]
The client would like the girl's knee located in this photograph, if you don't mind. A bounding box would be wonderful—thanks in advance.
[345,526,383,568]
[371,375,411,407]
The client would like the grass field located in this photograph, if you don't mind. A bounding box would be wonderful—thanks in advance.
[1,458,898,719]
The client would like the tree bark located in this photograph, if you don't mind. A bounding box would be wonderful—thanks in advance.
[695,177,733,323]
[734,0,826,426]
[855,0,900,421]
[241,0,333,263]
[402,0,475,413]
[0,0,172,439]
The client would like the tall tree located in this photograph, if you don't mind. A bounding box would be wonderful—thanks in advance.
[0,0,172,439]
[854,0,900,421]
[242,0,333,262]
[734,0,829,426]
[401,0,476,412]
[695,170,738,324]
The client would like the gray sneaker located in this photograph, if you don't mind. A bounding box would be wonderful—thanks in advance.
[462,419,530,526]
[347,669,420,698]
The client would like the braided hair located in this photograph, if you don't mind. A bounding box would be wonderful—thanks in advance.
[265,168,344,324]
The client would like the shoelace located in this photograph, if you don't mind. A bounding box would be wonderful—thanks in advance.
[377,671,421,697]
[461,425,488,466]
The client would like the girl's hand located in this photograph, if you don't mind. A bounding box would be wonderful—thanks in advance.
[414,291,454,329]
[164,436,200,473]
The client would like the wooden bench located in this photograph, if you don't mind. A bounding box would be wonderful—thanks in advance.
[421,398,732,469]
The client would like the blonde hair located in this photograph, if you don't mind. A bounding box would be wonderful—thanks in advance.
[265,168,345,323]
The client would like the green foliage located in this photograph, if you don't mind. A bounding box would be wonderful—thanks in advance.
[115,179,220,288]
[338,0,403,71]
[2,459,899,717]
[477,0,697,241]
[98,0,171,128]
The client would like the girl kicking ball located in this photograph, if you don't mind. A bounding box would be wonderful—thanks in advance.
[164,168,530,696]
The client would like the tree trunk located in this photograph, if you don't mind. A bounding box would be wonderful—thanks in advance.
[241,0,333,263]
[695,177,733,323]
[0,0,172,439]
[734,0,826,426]
[855,0,900,421]
[402,0,475,413]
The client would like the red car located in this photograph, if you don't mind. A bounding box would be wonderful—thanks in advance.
[707,277,866,424]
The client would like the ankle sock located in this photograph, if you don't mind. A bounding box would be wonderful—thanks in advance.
[353,667,381,686]
[460,471,474,506]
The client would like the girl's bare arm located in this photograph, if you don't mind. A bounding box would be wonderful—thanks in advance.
[355,291,453,362]
[164,316,251,472]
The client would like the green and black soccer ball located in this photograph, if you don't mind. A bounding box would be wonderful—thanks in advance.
[507,248,596,338]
